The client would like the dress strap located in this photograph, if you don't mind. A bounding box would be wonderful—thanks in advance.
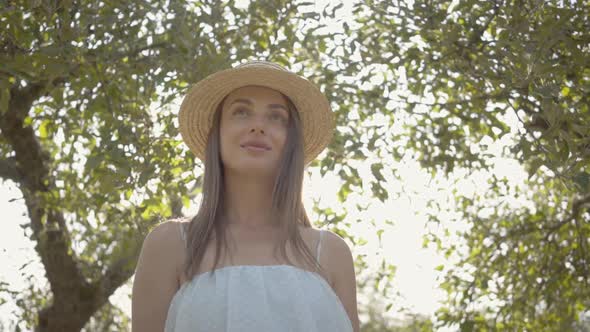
[316,230,324,263]
[178,222,187,247]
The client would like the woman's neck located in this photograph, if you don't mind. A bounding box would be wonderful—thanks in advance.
[222,171,277,230]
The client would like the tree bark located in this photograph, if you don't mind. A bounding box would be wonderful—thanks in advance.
[0,82,143,332]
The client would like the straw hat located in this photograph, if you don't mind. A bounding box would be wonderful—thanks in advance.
[178,60,334,166]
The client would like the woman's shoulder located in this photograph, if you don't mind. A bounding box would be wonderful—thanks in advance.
[308,227,358,329]
[132,219,189,330]
[140,218,188,269]
[318,228,350,251]
[146,218,188,243]
[301,226,348,249]
[297,226,348,249]
[311,228,353,282]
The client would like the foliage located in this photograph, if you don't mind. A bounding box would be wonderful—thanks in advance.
[347,0,590,330]
[361,309,433,332]
[82,301,130,332]
[1,0,396,330]
[4,0,588,330]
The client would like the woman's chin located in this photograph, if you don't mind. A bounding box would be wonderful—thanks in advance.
[226,159,280,176]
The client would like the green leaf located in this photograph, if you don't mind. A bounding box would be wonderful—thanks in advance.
[371,163,386,182]
[561,86,570,97]
[527,158,544,179]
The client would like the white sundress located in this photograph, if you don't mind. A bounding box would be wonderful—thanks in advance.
[164,225,354,332]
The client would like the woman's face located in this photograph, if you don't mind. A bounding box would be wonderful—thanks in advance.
[219,85,290,176]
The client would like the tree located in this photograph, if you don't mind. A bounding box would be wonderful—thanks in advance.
[2,0,393,330]
[9,0,588,330]
[345,0,590,330]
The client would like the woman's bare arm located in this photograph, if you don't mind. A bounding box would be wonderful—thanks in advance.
[132,221,183,332]
[323,230,361,332]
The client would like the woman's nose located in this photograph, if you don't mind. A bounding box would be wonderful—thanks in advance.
[250,126,265,134]
[249,114,266,133]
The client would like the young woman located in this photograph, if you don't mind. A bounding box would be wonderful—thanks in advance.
[132,60,359,332]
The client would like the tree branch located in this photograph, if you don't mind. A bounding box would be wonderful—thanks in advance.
[493,192,590,244]
[0,156,21,183]
[95,235,144,301]
[0,80,86,330]
[93,196,186,318]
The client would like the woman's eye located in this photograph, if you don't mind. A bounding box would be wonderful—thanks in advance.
[233,108,248,116]
[269,112,287,123]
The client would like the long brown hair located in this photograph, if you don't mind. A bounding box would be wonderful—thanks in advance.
[181,88,326,280]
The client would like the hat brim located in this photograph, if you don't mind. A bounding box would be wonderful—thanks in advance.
[178,64,335,166]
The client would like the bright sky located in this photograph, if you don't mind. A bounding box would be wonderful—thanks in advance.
[0,0,533,330]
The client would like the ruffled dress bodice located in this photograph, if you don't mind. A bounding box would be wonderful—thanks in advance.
[164,227,353,332]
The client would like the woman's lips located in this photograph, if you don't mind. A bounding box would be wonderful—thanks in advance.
[241,144,270,152]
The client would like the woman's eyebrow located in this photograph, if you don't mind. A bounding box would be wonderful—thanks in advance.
[230,98,288,112]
